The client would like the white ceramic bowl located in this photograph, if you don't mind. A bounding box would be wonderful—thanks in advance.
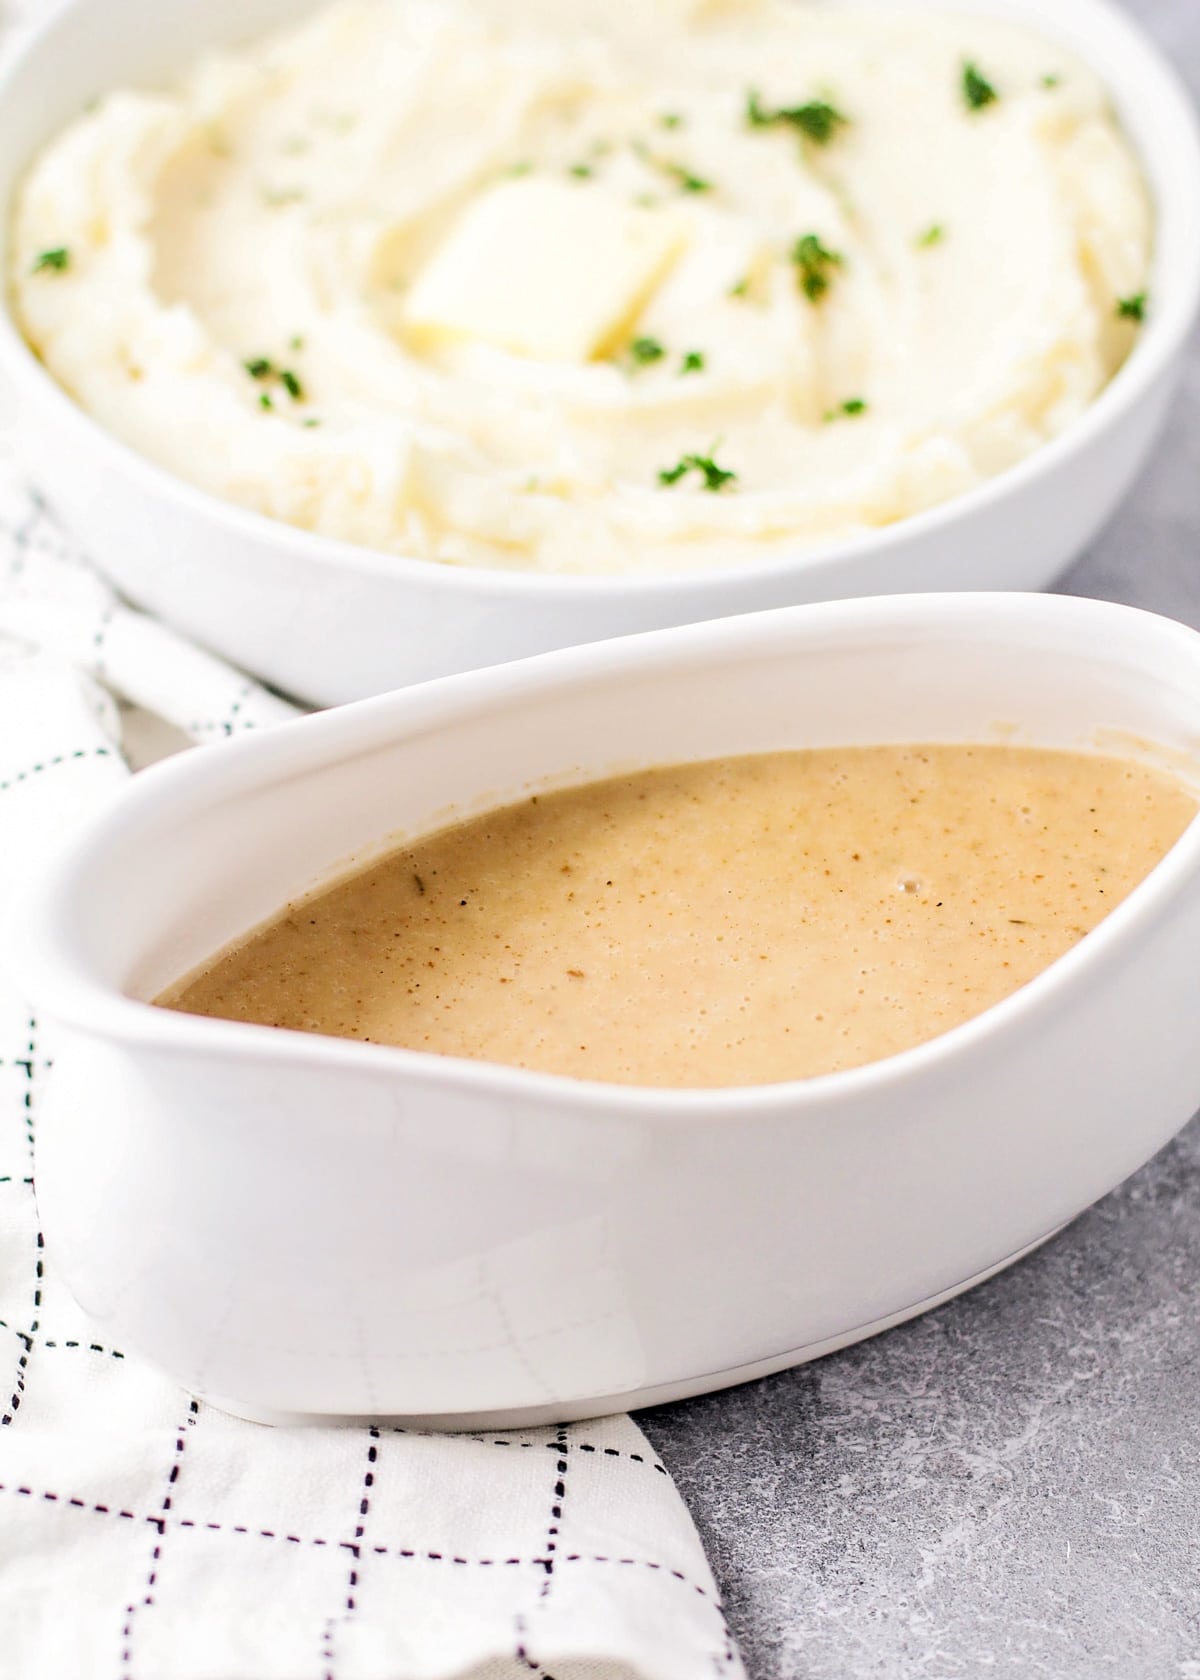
[14,592,1200,1428]
[0,0,1198,706]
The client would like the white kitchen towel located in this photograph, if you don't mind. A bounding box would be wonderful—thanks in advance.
[0,438,741,1680]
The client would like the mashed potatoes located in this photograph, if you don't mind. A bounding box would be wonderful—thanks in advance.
[10,0,1152,575]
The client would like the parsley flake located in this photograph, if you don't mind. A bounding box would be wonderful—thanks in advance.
[824,397,869,422]
[246,355,305,403]
[792,233,844,303]
[1041,73,1062,89]
[632,141,713,195]
[31,247,70,274]
[568,163,593,179]
[916,223,945,248]
[790,102,849,145]
[630,337,666,366]
[680,350,706,375]
[658,451,737,492]
[660,112,685,130]
[1117,292,1147,323]
[962,62,999,112]
[747,90,849,145]
[665,161,712,194]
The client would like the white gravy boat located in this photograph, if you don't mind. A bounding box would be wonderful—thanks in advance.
[15,593,1200,1427]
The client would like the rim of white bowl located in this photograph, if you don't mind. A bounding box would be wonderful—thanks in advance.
[0,0,1197,600]
[14,591,1200,1118]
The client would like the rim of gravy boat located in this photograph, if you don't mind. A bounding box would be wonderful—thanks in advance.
[15,591,1200,1118]
[0,0,1195,602]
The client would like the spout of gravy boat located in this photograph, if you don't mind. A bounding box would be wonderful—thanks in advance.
[13,593,1200,1426]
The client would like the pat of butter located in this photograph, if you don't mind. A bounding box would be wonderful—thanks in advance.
[403,177,685,362]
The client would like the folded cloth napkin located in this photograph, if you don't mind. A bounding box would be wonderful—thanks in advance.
[0,440,742,1675]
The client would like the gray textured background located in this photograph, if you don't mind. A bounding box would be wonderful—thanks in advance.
[640,4,1200,1673]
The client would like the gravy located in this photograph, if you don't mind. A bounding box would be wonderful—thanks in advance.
[162,746,1197,1087]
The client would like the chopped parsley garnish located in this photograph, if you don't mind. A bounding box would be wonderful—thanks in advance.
[289,334,305,352]
[660,112,684,129]
[916,223,945,248]
[790,102,849,145]
[31,247,70,274]
[680,350,706,375]
[632,141,713,195]
[1117,292,1147,322]
[568,163,593,179]
[301,416,322,428]
[745,89,773,128]
[962,62,999,112]
[825,397,868,421]
[729,276,750,298]
[1041,73,1062,89]
[259,391,274,410]
[664,161,712,194]
[246,356,306,402]
[630,336,666,366]
[658,451,737,492]
[746,90,849,145]
[792,233,844,303]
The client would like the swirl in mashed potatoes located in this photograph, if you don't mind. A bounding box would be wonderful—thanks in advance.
[10,0,1152,574]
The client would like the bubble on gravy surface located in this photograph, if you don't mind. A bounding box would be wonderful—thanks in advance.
[161,746,1198,1088]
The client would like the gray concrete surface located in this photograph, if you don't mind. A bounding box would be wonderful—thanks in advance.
[640,4,1200,1672]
